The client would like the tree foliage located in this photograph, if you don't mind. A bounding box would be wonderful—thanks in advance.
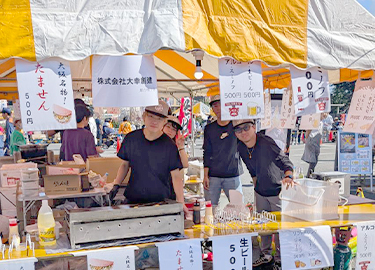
[331,81,356,114]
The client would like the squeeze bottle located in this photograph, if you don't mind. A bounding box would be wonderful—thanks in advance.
[37,200,56,246]
[193,200,201,224]
[204,202,213,224]
[8,219,20,248]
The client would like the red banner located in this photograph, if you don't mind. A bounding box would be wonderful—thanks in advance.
[178,97,192,136]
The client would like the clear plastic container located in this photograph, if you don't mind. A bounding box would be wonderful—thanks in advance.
[280,178,339,222]
[37,200,56,246]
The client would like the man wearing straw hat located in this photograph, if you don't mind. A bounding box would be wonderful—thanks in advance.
[232,118,294,270]
[203,94,243,207]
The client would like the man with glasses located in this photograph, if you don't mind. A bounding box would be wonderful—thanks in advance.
[233,119,294,270]
[203,95,243,208]
[110,100,188,215]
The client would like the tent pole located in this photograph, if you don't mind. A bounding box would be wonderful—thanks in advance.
[190,92,195,158]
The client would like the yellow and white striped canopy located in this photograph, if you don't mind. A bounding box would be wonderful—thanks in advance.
[0,0,374,99]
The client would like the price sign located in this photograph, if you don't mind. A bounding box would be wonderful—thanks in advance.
[219,59,264,120]
[279,86,297,129]
[290,66,330,116]
[299,113,321,130]
[279,226,334,270]
[356,221,375,270]
[156,239,203,270]
[0,258,36,270]
[260,92,271,130]
[211,233,257,270]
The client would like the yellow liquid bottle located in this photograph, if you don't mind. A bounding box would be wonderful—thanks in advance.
[37,200,56,246]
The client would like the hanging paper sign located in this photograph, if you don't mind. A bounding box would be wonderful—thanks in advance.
[179,97,192,136]
[265,99,288,150]
[0,257,37,270]
[279,86,297,129]
[343,78,375,134]
[92,55,158,107]
[355,221,375,270]
[279,226,334,270]
[16,59,76,132]
[73,246,137,270]
[299,113,321,130]
[219,59,264,120]
[156,239,203,270]
[13,100,21,119]
[260,92,271,130]
[291,66,330,116]
[211,233,257,270]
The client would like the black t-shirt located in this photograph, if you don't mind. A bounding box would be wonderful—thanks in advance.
[117,129,183,203]
[238,133,294,197]
[203,121,243,177]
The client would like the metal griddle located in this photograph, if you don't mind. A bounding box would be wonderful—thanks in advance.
[65,201,184,249]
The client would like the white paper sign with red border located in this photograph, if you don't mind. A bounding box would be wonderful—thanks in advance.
[219,59,264,120]
[291,66,330,117]
[279,85,297,129]
[279,226,334,270]
[299,113,321,130]
[0,257,37,270]
[73,246,138,270]
[355,221,375,270]
[92,55,158,108]
[211,233,257,270]
[156,239,203,270]
[16,59,77,132]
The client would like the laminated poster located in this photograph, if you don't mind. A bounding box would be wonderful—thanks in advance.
[355,221,375,270]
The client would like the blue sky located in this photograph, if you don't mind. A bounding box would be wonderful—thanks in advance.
[357,0,375,15]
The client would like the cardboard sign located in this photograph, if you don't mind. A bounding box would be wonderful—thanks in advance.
[73,246,137,270]
[260,92,272,130]
[299,113,321,130]
[156,239,203,270]
[211,233,257,270]
[279,226,334,270]
[343,78,375,134]
[279,86,297,129]
[356,221,375,270]
[291,66,330,116]
[0,258,37,270]
[92,55,158,107]
[16,59,76,132]
[338,131,372,174]
[219,59,264,120]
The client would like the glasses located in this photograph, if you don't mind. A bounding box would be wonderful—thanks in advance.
[234,123,253,134]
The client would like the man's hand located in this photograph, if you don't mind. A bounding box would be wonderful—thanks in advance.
[282,177,295,190]
[203,176,210,190]
[109,184,120,202]
[183,204,190,217]
[176,131,185,149]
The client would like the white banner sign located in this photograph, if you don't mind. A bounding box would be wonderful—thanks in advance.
[212,233,257,270]
[291,66,330,116]
[92,55,158,108]
[16,59,76,132]
[279,226,334,270]
[156,239,203,270]
[279,86,297,129]
[219,59,264,120]
[260,92,272,130]
[13,100,21,120]
[0,258,37,270]
[73,246,137,270]
[356,221,375,270]
[299,113,321,130]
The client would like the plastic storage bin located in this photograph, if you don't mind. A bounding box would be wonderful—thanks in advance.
[280,178,339,222]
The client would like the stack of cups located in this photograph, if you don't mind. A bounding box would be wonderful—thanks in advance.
[20,168,39,198]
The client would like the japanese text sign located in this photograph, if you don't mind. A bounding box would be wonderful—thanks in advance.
[290,66,331,116]
[279,85,297,129]
[211,233,257,270]
[156,239,203,270]
[219,59,264,120]
[299,113,321,130]
[16,59,76,132]
[92,55,158,107]
[178,97,192,136]
[73,246,137,270]
[279,226,334,270]
[260,92,271,130]
[0,257,37,270]
[343,78,375,134]
[355,221,375,270]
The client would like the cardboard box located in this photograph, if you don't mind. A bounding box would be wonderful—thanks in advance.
[43,175,81,195]
[87,157,129,183]
[46,166,80,175]
[0,186,17,212]
[0,162,38,187]
[55,161,86,171]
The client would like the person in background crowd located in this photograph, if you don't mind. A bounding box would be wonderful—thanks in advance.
[118,116,132,140]
[60,104,98,161]
[302,114,324,177]
[102,118,115,148]
[94,113,103,146]
[322,113,333,142]
[9,119,26,155]
[233,119,294,270]
[0,126,5,156]
[109,100,188,215]
[2,108,14,156]
[88,106,97,145]
[203,95,243,208]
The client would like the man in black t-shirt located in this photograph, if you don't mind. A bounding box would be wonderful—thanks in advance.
[233,119,294,270]
[109,100,187,214]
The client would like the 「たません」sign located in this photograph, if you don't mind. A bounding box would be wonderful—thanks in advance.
[16,59,76,132]
[219,59,264,121]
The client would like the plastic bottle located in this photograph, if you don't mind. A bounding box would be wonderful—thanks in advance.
[99,172,109,187]
[193,200,201,224]
[8,219,20,248]
[204,202,213,225]
[37,200,56,246]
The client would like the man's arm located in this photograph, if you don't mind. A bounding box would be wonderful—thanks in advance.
[171,168,189,215]
[202,126,211,189]
[113,160,130,185]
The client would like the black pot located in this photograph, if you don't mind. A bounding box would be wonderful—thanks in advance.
[19,144,49,159]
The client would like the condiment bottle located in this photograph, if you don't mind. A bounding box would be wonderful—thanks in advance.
[8,219,20,248]
[38,200,56,246]
[193,200,201,224]
[204,201,213,224]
